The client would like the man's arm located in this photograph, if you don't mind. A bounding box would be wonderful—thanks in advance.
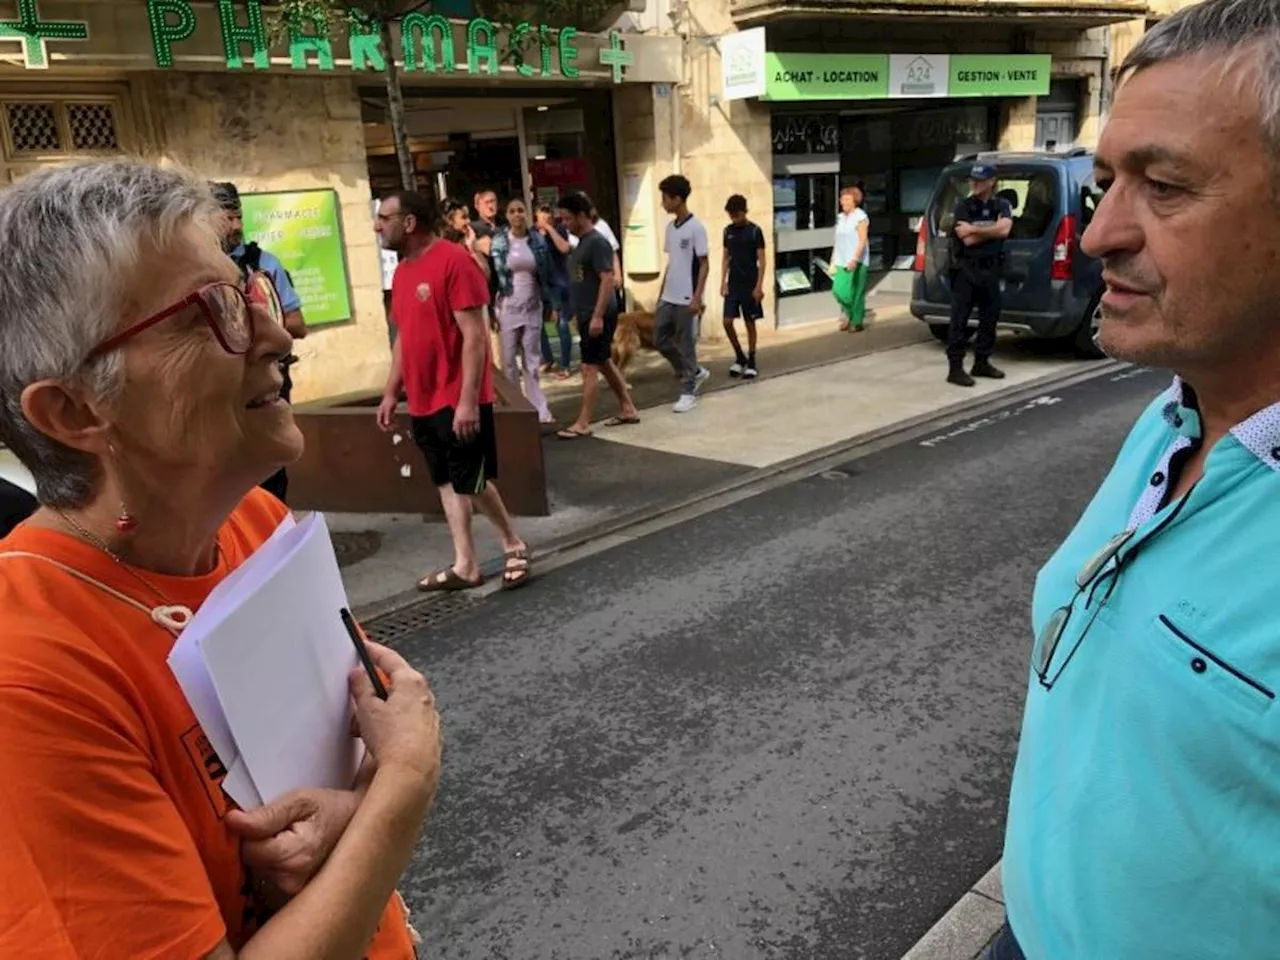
[690,223,710,311]
[455,306,487,411]
[593,269,616,321]
[720,231,731,294]
[267,260,307,339]
[282,310,307,340]
[545,225,572,255]
[754,228,767,300]
[376,333,404,431]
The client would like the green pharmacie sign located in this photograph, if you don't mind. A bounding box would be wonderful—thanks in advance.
[0,0,634,81]
[763,52,1051,101]
[242,189,352,328]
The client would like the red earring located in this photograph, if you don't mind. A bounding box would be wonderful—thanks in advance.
[115,505,137,534]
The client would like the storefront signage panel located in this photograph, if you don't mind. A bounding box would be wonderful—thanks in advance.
[764,52,1051,101]
[0,0,634,81]
[949,54,1052,97]
[764,52,889,101]
[242,189,352,328]
[721,26,767,101]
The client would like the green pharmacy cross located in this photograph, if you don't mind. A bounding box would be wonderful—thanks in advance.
[0,0,89,69]
[598,30,632,84]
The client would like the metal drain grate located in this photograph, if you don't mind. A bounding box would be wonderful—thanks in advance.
[363,593,480,646]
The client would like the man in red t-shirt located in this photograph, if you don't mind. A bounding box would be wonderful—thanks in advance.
[375,191,532,591]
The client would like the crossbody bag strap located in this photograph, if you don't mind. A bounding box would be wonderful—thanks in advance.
[0,551,193,635]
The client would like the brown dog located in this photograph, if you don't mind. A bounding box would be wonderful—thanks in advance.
[612,311,653,374]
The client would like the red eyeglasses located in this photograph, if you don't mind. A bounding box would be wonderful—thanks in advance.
[89,271,284,359]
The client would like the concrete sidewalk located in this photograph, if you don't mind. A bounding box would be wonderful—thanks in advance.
[901,862,1004,960]
[337,331,1096,615]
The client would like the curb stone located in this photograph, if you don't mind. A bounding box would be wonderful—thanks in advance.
[901,862,1004,960]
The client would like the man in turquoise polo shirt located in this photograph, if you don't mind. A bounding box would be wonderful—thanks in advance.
[989,2,1280,957]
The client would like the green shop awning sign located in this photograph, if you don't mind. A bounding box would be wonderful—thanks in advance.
[0,0,635,81]
[764,52,1051,101]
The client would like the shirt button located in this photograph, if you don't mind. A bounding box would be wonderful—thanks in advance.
[1173,416,1183,428]
[1191,658,1207,674]
[1150,471,1165,486]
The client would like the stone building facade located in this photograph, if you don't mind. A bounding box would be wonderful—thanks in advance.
[1,0,1196,401]
[0,0,680,403]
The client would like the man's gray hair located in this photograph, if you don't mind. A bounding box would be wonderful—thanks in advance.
[0,160,217,508]
[1120,0,1280,154]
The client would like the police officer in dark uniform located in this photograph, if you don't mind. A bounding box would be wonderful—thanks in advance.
[946,163,1013,387]
[211,182,308,502]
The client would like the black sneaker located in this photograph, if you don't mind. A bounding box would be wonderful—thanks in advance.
[971,359,1006,380]
[948,365,976,388]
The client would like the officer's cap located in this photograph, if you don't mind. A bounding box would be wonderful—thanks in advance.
[969,164,997,182]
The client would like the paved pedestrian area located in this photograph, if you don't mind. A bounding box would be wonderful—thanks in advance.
[593,339,1075,468]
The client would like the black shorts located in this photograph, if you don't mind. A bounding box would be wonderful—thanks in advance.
[724,291,764,323]
[576,312,617,366]
[411,404,499,496]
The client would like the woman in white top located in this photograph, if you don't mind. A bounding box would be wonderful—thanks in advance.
[830,185,871,332]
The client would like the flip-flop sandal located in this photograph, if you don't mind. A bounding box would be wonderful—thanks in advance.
[603,416,641,427]
[417,567,484,592]
[502,548,533,591]
[556,428,593,440]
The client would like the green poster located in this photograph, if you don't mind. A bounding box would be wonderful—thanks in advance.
[764,52,889,101]
[949,55,1052,98]
[240,189,353,327]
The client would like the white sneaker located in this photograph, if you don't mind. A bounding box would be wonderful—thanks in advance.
[694,367,711,393]
[743,365,758,380]
[672,393,699,414]
[729,363,744,378]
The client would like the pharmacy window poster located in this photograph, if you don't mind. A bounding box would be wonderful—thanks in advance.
[241,189,354,328]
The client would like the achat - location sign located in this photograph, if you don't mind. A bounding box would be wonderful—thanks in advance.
[763,52,1051,101]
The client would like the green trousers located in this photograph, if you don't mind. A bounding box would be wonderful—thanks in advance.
[833,263,869,328]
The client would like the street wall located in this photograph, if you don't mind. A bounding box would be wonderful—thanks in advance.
[130,73,388,405]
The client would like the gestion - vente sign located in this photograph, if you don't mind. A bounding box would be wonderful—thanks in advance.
[764,53,1052,101]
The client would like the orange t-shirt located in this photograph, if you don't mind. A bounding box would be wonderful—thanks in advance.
[0,489,417,959]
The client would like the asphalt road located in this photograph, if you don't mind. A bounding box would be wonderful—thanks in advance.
[394,364,1165,960]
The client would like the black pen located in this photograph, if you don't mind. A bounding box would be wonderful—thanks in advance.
[340,607,388,700]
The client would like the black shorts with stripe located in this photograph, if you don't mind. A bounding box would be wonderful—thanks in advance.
[411,404,498,496]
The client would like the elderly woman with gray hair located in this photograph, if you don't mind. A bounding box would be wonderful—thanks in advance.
[0,160,438,959]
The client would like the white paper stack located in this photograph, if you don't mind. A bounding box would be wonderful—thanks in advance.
[168,512,365,809]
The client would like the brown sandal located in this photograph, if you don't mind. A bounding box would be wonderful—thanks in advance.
[501,548,532,591]
[417,567,484,592]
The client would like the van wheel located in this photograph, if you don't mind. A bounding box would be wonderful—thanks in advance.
[1073,295,1105,360]
[929,324,949,343]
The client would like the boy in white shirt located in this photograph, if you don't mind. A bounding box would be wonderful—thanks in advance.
[656,175,710,413]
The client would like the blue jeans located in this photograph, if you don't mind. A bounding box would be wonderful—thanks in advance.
[542,293,573,369]
[981,922,1026,960]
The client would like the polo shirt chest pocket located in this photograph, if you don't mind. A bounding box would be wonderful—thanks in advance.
[1150,612,1277,718]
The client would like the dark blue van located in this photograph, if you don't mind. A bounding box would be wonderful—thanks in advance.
[910,149,1105,358]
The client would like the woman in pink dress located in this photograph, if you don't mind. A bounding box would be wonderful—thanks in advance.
[491,197,556,424]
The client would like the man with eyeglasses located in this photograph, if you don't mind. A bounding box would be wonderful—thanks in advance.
[211,182,307,503]
[989,3,1280,958]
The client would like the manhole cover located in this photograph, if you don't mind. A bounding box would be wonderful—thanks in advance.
[820,469,851,480]
[331,530,383,568]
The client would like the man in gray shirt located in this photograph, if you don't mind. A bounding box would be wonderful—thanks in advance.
[556,192,639,439]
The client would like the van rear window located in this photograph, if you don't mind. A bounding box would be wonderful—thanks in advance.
[934,170,1060,240]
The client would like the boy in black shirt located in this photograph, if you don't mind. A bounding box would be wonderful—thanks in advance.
[720,195,767,379]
